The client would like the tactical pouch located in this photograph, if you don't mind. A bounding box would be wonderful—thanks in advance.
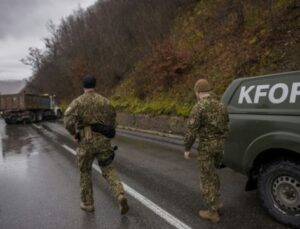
[84,126,93,142]
[97,146,118,167]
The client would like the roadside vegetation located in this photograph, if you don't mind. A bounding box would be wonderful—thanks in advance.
[24,0,300,116]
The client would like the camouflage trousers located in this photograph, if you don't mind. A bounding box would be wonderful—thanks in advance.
[198,139,225,211]
[77,147,124,206]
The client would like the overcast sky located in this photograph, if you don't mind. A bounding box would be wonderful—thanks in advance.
[0,0,97,81]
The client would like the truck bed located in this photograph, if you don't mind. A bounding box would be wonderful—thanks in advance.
[0,93,51,111]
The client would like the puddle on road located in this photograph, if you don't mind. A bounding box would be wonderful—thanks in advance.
[0,119,6,164]
[0,131,3,164]
[0,120,40,164]
[27,151,39,156]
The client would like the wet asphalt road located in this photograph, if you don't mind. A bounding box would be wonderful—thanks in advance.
[0,119,289,229]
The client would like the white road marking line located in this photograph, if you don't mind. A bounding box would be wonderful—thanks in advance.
[122,184,193,229]
[62,144,77,156]
[62,144,193,229]
[32,124,42,129]
[92,163,102,174]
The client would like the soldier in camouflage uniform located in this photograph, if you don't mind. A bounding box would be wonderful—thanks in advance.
[184,79,229,223]
[64,75,129,214]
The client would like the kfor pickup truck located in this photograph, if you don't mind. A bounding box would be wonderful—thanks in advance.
[222,71,300,228]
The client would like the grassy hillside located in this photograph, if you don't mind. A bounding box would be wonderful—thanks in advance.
[111,0,300,117]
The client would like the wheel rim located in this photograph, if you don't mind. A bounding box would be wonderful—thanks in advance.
[271,175,300,216]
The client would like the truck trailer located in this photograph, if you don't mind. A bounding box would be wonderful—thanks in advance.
[0,80,62,124]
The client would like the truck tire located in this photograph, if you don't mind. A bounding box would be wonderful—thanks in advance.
[5,116,17,124]
[56,109,62,119]
[36,112,43,122]
[4,119,12,125]
[258,160,300,228]
[29,112,36,123]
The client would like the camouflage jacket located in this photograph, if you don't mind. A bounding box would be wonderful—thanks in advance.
[64,91,116,139]
[184,94,229,151]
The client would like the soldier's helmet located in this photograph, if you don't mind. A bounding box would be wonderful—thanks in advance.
[194,79,212,93]
[83,75,96,88]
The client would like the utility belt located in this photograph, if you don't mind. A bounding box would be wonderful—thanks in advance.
[75,123,116,142]
[90,123,116,139]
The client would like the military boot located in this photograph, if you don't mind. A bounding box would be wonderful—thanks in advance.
[80,202,95,212]
[118,194,129,215]
[199,210,220,223]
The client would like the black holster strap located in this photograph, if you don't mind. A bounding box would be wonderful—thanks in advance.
[98,152,115,167]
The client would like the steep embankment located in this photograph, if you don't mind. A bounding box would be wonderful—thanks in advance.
[25,0,300,117]
[25,0,196,108]
[111,0,300,117]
